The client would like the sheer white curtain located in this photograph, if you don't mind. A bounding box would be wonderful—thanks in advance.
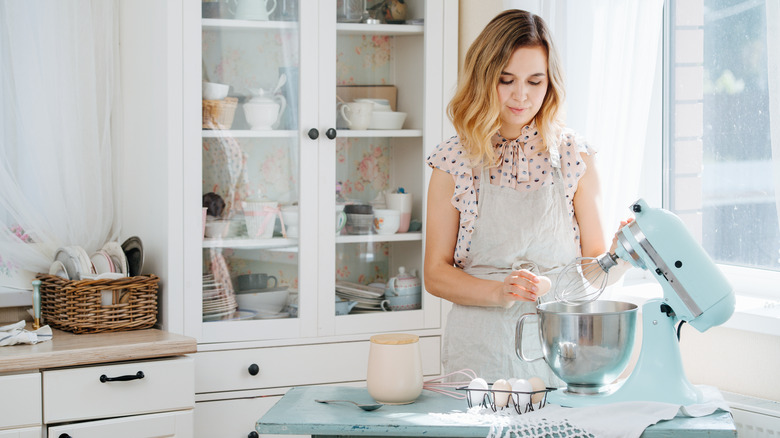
[576,0,664,231]
[505,0,664,234]
[0,1,119,289]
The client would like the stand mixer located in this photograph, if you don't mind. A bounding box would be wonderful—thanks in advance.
[517,199,736,407]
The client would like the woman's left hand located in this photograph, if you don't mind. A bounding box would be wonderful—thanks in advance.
[609,218,634,253]
[503,269,541,304]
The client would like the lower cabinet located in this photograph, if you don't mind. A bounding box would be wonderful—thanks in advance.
[0,427,41,438]
[193,336,441,436]
[195,396,306,438]
[0,356,194,438]
[48,410,193,438]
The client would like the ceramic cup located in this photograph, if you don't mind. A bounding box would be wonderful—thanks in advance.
[366,333,423,405]
[237,273,278,291]
[233,0,277,20]
[335,208,347,235]
[373,209,401,235]
[281,205,299,238]
[339,101,374,130]
[385,192,413,233]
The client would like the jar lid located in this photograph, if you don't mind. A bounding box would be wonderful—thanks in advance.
[370,333,419,345]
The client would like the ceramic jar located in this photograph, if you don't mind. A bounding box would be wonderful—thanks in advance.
[366,333,423,405]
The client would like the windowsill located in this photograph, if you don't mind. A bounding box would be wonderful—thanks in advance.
[606,272,780,337]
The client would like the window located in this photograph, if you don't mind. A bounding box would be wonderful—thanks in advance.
[666,0,779,283]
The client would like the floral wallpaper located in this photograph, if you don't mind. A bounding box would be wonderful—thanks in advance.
[202,29,398,304]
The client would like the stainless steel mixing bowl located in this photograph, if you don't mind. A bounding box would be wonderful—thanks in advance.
[516,300,638,394]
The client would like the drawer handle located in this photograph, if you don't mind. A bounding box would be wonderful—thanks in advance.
[248,363,260,376]
[99,371,145,383]
[248,432,259,438]
[59,434,72,438]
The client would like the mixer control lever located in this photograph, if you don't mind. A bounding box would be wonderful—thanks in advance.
[660,303,675,317]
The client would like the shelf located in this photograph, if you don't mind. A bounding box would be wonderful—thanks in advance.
[338,129,422,138]
[202,237,298,249]
[337,23,424,36]
[202,18,298,30]
[202,130,297,138]
[336,232,422,244]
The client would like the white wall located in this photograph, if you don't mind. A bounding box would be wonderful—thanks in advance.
[458,1,779,402]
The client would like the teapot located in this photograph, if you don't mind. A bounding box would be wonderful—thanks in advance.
[243,91,286,131]
[385,266,421,297]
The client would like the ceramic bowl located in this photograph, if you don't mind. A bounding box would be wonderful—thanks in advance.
[369,111,407,130]
[235,289,289,314]
[202,81,230,100]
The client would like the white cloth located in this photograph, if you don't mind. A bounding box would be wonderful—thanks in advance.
[0,320,52,346]
[430,385,730,438]
[442,141,580,384]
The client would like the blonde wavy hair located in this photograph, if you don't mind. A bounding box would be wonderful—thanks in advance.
[448,9,565,167]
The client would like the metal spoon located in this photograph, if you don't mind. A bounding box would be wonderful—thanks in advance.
[315,399,384,411]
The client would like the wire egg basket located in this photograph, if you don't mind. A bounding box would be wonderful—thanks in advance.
[457,385,554,414]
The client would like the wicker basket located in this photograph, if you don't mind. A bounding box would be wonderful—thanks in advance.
[35,274,159,334]
[202,97,238,129]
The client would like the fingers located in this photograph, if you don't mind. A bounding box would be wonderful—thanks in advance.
[503,270,540,302]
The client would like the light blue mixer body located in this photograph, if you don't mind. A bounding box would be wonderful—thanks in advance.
[548,199,736,407]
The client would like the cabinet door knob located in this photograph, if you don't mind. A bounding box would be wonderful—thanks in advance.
[308,128,319,139]
[99,371,144,383]
[326,128,337,139]
[248,432,259,438]
[248,363,260,376]
[59,434,72,438]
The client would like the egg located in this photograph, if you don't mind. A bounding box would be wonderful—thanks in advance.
[467,377,489,406]
[511,378,533,410]
[536,275,552,297]
[491,379,512,408]
[528,376,546,404]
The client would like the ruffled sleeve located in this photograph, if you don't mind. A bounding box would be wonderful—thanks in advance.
[426,136,479,237]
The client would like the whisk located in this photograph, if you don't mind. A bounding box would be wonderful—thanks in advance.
[553,252,620,304]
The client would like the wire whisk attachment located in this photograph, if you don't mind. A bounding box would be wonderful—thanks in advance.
[553,252,619,304]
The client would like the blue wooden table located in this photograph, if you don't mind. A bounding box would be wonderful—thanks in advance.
[256,386,737,437]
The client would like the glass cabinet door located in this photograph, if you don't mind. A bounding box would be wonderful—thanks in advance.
[198,0,312,342]
[326,0,427,330]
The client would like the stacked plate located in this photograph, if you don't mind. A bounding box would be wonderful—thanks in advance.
[50,237,143,280]
[202,273,239,321]
[335,280,386,312]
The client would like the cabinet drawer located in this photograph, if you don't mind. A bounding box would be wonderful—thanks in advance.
[195,396,307,438]
[43,356,194,423]
[195,336,441,393]
[48,409,193,438]
[0,427,41,438]
[0,372,41,430]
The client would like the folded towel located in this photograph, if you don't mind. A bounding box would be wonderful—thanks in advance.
[429,385,730,438]
[0,320,52,346]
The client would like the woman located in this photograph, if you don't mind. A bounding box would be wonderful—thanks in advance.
[424,10,629,384]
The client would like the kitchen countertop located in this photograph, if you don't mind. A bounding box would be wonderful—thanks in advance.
[0,323,196,373]
[257,386,737,437]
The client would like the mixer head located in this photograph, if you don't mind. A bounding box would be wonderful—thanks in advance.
[613,199,735,331]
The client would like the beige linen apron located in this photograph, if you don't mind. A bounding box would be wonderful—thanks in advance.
[441,142,579,385]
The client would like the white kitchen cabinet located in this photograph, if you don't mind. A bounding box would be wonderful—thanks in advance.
[0,372,40,431]
[47,410,193,438]
[120,0,457,435]
[0,428,41,438]
[183,0,457,344]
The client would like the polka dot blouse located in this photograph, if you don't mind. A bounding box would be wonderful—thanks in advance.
[426,122,596,269]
